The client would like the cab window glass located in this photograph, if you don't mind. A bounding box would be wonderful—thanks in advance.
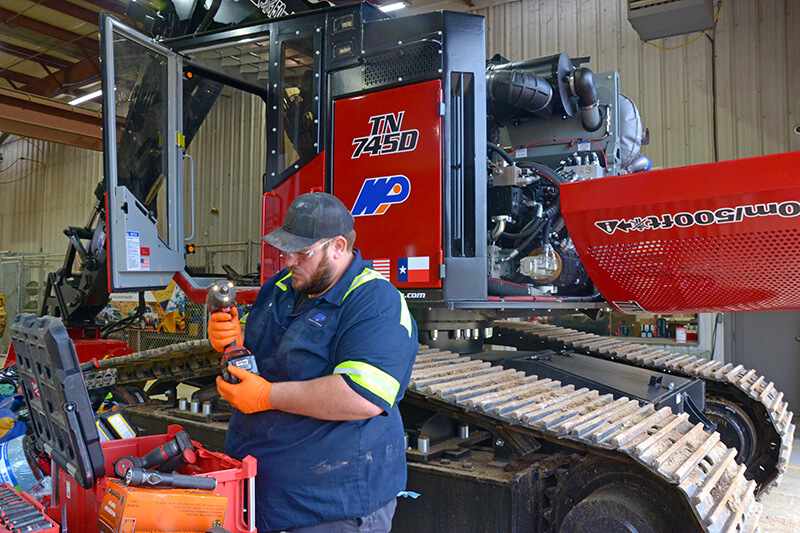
[278,37,317,174]
[113,35,170,245]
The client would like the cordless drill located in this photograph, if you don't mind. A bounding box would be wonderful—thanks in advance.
[207,280,259,384]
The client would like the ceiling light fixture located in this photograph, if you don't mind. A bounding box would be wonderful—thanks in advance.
[69,89,103,106]
[379,2,407,12]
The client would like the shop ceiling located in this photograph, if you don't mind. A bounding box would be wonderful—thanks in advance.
[0,0,134,150]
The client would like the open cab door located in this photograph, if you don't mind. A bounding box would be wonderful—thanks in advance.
[101,14,185,291]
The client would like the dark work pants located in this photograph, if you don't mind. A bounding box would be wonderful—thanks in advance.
[266,498,398,533]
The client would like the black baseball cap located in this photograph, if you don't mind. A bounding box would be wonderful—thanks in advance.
[262,192,354,253]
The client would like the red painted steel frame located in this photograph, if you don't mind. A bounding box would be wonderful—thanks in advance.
[5,331,133,367]
[561,151,800,314]
[261,152,328,285]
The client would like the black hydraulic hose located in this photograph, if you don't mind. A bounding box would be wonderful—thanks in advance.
[521,161,565,186]
[542,217,553,245]
[489,277,604,301]
[495,162,562,241]
[500,217,546,241]
[101,291,146,338]
[487,142,515,166]
[488,277,602,302]
[515,204,560,252]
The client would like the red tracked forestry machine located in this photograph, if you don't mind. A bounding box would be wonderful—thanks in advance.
[8,1,799,531]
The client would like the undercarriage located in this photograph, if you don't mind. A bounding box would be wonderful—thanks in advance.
[95,320,793,532]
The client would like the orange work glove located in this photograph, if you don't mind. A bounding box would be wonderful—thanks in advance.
[216,366,273,414]
[208,307,243,352]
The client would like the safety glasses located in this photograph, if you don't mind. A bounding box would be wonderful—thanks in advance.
[286,238,333,261]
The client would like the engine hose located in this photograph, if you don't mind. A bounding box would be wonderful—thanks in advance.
[520,161,565,186]
[571,67,603,132]
[542,217,552,243]
[501,217,546,241]
[488,277,531,297]
[487,142,515,166]
[486,67,553,113]
[487,278,601,301]
[488,293,603,302]
[514,204,560,252]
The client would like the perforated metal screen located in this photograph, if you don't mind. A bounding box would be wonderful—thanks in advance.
[586,229,800,313]
[561,151,800,314]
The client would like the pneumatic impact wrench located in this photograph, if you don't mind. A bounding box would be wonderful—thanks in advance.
[207,280,259,384]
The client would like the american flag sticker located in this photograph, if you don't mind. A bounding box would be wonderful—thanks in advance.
[369,259,391,279]
[398,256,429,283]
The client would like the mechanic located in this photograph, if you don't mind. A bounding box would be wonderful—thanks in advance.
[208,192,418,533]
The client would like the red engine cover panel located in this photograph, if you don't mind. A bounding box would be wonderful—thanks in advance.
[261,152,327,284]
[561,151,800,314]
[333,81,443,288]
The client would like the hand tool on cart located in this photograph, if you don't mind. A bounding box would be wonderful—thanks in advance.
[124,467,217,491]
[113,430,196,478]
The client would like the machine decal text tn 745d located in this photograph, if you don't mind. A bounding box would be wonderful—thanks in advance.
[351,112,419,158]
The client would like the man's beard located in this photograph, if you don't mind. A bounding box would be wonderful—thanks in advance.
[291,252,337,295]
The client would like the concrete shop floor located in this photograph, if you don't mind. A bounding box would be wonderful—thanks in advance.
[760,437,800,532]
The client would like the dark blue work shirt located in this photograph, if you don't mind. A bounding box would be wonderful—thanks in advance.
[225,249,418,531]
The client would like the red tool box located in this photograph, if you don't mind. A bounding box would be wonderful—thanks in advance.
[47,425,257,533]
[10,315,257,533]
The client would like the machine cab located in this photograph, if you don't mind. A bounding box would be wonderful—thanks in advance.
[100,4,491,306]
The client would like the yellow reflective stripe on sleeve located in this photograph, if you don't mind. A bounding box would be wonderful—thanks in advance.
[342,268,383,301]
[398,294,412,337]
[334,361,400,406]
[343,268,413,337]
[275,272,292,291]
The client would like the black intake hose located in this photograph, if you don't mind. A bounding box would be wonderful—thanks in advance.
[488,277,530,297]
[500,217,545,241]
[486,67,553,114]
[488,277,601,301]
[571,67,603,132]
[487,141,515,166]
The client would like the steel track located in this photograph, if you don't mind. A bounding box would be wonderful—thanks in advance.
[408,345,762,532]
[97,339,220,384]
[492,322,795,496]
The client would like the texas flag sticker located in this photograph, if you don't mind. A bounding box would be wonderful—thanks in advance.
[398,256,429,283]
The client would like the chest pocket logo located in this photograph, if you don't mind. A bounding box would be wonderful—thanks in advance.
[309,312,329,328]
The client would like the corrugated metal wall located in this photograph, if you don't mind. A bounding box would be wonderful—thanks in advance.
[1,0,797,255]
[182,86,266,275]
[0,138,102,254]
[414,0,799,164]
